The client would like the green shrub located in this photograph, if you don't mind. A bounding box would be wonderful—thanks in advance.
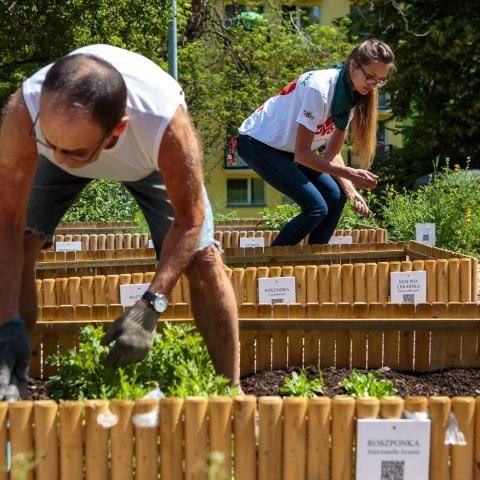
[261,203,301,230]
[61,180,142,222]
[341,369,397,399]
[46,323,238,400]
[260,194,379,231]
[279,369,325,398]
[379,164,480,255]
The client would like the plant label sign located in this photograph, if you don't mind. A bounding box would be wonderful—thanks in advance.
[328,235,353,244]
[390,271,427,304]
[120,283,150,306]
[55,241,82,252]
[356,419,431,480]
[415,223,436,246]
[258,277,296,304]
[239,236,265,248]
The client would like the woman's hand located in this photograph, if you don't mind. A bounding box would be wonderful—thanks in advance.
[347,190,371,217]
[346,167,378,189]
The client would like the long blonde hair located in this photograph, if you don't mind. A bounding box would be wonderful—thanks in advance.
[346,39,395,168]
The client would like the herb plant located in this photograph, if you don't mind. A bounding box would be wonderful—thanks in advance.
[341,369,397,399]
[279,369,325,398]
[47,323,238,401]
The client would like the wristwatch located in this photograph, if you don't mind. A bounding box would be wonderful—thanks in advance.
[141,291,169,314]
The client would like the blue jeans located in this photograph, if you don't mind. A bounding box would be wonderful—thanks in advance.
[237,134,347,245]
[26,156,216,256]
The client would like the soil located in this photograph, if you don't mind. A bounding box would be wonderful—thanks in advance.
[240,366,480,398]
[26,366,480,400]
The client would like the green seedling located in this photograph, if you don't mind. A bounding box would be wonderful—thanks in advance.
[341,369,397,399]
[279,369,325,398]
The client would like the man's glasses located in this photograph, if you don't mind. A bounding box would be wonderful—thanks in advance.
[357,63,388,88]
[30,113,107,164]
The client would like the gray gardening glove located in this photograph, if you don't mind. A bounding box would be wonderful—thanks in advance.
[0,317,30,400]
[100,301,158,367]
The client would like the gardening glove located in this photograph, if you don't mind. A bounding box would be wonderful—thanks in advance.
[100,301,157,368]
[0,317,30,400]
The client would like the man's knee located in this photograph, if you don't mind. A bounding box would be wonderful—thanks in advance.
[191,244,221,271]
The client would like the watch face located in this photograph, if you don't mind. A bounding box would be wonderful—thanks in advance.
[153,294,169,313]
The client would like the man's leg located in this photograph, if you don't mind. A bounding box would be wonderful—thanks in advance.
[186,245,241,387]
[23,156,91,332]
[125,174,241,387]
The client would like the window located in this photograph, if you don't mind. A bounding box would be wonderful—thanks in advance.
[227,178,266,206]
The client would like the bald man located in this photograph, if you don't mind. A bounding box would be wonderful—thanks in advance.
[0,44,240,400]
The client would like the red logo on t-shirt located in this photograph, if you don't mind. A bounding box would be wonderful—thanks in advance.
[276,77,299,96]
[256,77,299,112]
[316,117,335,136]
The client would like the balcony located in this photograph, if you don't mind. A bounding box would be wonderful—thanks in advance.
[224,147,250,169]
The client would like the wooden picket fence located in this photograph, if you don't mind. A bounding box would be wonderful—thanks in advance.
[31,302,480,378]
[48,227,387,253]
[55,221,140,235]
[35,255,478,308]
[1,395,479,480]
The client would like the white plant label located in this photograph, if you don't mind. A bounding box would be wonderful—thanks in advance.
[356,419,431,480]
[415,223,436,246]
[258,277,296,305]
[55,241,82,252]
[328,235,353,245]
[239,236,265,248]
[148,239,154,248]
[390,271,427,304]
[120,283,150,306]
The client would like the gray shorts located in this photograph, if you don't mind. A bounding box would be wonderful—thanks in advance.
[26,156,216,256]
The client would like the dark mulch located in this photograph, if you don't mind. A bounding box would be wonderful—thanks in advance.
[26,367,480,400]
[240,366,480,398]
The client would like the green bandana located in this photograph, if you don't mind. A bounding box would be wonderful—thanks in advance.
[331,64,358,131]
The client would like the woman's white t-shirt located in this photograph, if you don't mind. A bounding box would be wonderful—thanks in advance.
[22,44,186,182]
[238,69,340,152]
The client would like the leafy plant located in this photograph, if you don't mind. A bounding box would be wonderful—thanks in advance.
[338,195,379,230]
[47,323,237,400]
[61,180,141,222]
[378,163,480,255]
[260,193,379,232]
[279,369,325,398]
[341,369,397,399]
[261,203,301,230]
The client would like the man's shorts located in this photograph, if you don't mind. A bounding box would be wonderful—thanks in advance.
[26,156,216,256]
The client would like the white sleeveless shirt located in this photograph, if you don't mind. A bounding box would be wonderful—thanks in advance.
[22,44,186,181]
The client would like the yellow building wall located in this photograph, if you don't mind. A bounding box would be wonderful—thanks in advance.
[207,166,283,218]
[293,0,350,24]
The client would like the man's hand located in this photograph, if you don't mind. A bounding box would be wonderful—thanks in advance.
[347,190,372,217]
[100,301,158,367]
[346,167,378,190]
[0,317,30,400]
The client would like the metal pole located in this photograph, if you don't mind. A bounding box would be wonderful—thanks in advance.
[168,0,178,79]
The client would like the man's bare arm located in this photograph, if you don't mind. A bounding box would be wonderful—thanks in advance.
[0,90,38,322]
[148,105,205,295]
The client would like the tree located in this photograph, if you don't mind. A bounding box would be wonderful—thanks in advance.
[349,0,480,187]
[0,0,173,108]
